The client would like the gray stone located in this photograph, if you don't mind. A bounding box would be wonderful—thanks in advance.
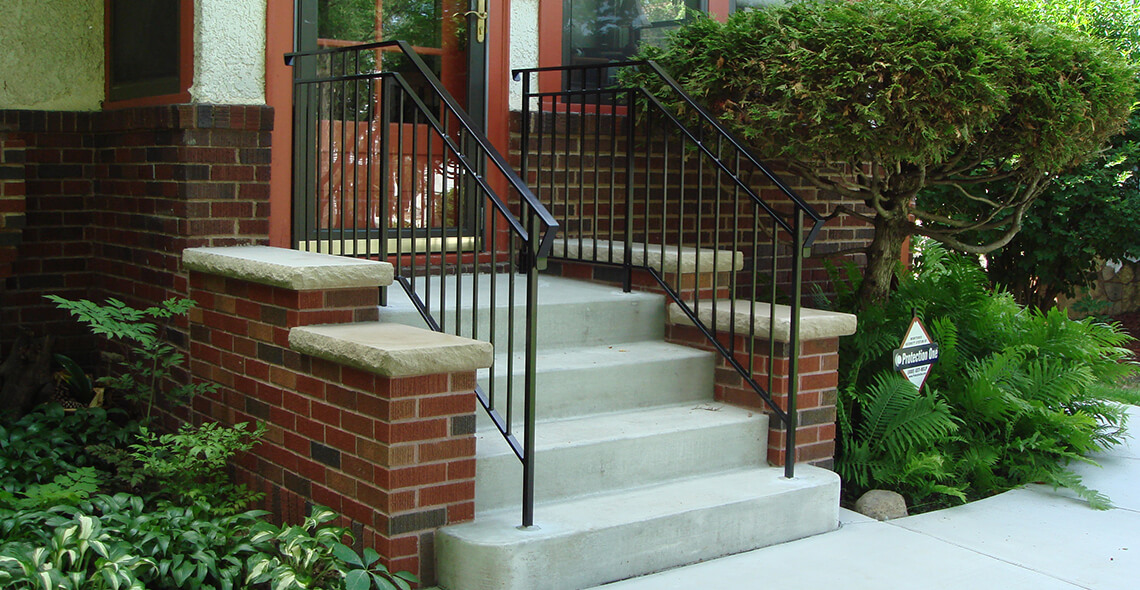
[855,489,908,521]
[668,300,858,343]
[183,245,393,290]
[289,322,493,378]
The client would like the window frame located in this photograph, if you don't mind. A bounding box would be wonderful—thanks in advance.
[103,0,194,109]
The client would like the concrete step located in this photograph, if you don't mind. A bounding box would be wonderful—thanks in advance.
[377,274,665,350]
[552,238,744,274]
[475,341,716,425]
[436,466,841,590]
[474,403,768,512]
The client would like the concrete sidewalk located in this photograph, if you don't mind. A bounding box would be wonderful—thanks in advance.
[592,406,1140,590]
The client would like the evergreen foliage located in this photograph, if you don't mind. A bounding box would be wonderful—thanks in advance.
[976,0,1140,307]
[633,0,1137,303]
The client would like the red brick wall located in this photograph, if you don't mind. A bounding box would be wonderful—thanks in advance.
[0,105,271,365]
[182,269,476,583]
[508,110,871,299]
[666,323,839,468]
[0,135,24,282]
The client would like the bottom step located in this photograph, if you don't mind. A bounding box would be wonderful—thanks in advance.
[435,466,840,590]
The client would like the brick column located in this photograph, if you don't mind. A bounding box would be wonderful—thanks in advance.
[0,135,25,282]
[181,246,490,582]
[666,304,855,469]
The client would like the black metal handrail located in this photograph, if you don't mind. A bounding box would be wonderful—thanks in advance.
[514,61,824,476]
[287,41,558,526]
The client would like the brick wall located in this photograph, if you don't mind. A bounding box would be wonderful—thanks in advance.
[508,110,872,300]
[182,267,477,583]
[0,135,24,281]
[666,324,840,468]
[0,105,272,364]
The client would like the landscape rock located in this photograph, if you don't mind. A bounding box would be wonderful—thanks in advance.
[855,489,908,521]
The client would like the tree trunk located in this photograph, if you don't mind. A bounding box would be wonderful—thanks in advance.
[0,332,56,419]
[857,215,911,306]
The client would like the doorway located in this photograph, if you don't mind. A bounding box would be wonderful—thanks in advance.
[292,0,492,253]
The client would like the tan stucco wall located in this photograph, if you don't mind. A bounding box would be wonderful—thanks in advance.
[0,0,104,111]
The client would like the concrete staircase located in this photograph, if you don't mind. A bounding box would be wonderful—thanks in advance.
[377,274,840,590]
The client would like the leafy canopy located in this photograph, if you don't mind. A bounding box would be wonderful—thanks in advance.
[974,0,1140,307]
[637,0,1137,302]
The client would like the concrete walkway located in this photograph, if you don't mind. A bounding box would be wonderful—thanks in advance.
[591,406,1140,590]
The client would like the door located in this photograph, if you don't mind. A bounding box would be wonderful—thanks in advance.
[293,0,490,253]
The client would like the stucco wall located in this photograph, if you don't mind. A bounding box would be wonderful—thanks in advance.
[509,0,540,111]
[0,0,104,111]
[191,0,267,105]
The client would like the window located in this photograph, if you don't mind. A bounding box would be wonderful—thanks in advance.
[563,0,702,67]
[105,0,191,105]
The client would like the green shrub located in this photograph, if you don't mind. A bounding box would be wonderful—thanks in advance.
[0,405,137,494]
[0,499,417,590]
[246,506,418,590]
[827,239,1133,511]
[633,0,1136,303]
[128,421,267,516]
[46,296,218,422]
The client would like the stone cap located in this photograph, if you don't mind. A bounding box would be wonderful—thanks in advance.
[183,246,393,290]
[668,299,857,343]
[552,239,743,273]
[290,322,493,378]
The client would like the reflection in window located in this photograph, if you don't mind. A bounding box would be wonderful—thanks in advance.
[564,0,701,67]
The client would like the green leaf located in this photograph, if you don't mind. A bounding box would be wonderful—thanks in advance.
[345,569,370,590]
[332,542,365,568]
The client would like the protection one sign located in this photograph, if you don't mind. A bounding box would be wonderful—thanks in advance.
[891,317,939,390]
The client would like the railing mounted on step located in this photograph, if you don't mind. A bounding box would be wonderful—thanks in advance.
[513,61,826,477]
[286,41,559,527]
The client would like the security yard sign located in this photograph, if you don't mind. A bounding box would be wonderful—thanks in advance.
[892,317,940,390]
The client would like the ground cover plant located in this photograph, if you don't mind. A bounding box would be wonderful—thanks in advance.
[825,240,1134,512]
[0,296,418,589]
[0,406,417,590]
[633,0,1136,304]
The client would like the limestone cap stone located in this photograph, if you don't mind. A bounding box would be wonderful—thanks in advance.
[290,322,493,378]
[668,299,857,343]
[183,245,393,290]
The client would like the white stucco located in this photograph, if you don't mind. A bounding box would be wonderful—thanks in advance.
[509,0,540,111]
[191,0,267,104]
[0,0,104,111]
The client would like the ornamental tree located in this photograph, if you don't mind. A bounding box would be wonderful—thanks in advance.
[980,0,1140,308]
[637,0,1136,305]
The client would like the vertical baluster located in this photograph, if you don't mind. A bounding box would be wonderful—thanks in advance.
[376,74,390,305]
[622,87,634,292]
[769,222,778,397]
[338,51,350,256]
[607,76,618,264]
[786,209,805,479]
[522,209,540,529]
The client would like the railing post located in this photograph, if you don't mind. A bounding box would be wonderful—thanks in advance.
[622,89,635,293]
[522,208,540,528]
[378,75,391,307]
[785,209,805,479]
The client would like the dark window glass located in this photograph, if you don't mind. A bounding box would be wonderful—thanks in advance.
[108,0,181,102]
[564,0,702,67]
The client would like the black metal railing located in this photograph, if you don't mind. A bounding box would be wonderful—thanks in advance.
[514,61,825,476]
[287,41,558,526]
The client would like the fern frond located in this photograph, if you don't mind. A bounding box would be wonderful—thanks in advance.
[1048,469,1113,510]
